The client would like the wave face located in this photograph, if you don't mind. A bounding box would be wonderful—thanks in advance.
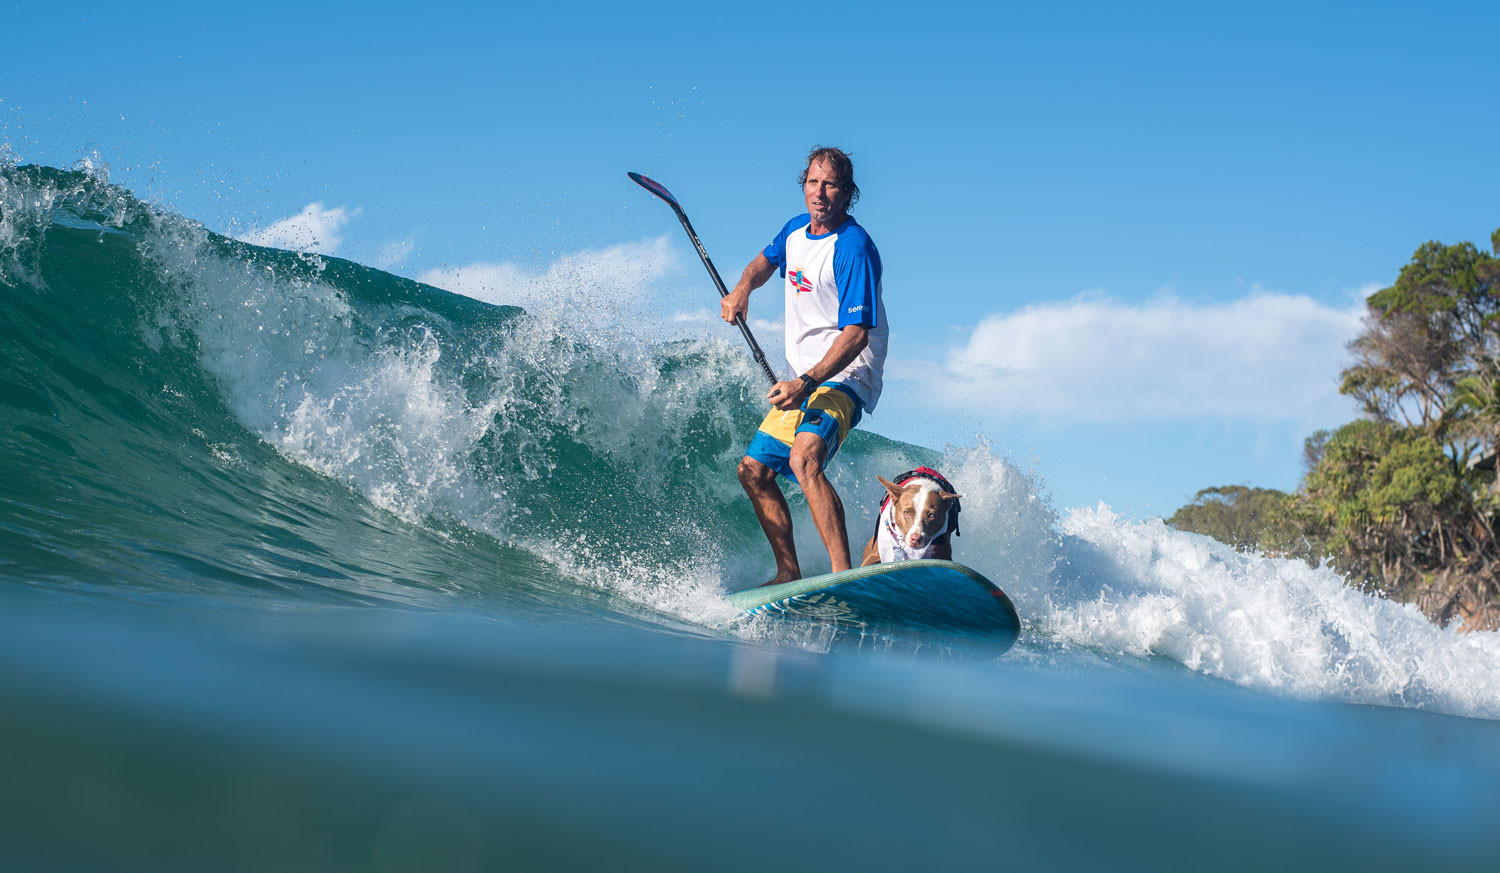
[3,164,1500,721]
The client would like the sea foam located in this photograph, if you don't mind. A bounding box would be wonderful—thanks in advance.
[1041,504,1500,718]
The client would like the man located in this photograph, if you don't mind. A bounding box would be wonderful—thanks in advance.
[720,146,888,584]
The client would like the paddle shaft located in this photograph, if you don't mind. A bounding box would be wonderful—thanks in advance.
[628,173,778,385]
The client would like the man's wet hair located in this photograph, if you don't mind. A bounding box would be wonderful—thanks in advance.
[798,146,860,209]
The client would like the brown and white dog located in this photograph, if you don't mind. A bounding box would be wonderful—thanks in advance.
[859,468,962,566]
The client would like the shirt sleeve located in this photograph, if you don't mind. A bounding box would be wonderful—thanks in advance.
[833,232,881,329]
[761,215,807,278]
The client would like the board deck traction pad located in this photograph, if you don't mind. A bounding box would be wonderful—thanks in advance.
[726,559,1021,649]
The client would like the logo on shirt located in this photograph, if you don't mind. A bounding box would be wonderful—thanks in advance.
[789,266,813,294]
[847,305,864,314]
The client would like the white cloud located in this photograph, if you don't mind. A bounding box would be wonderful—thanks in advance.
[238,202,359,254]
[934,288,1370,424]
[417,236,675,311]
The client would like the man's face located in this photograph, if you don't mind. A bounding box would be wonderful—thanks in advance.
[803,159,850,226]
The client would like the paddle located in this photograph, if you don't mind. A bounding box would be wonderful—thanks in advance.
[627,172,778,385]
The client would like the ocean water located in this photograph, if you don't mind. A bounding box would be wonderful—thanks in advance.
[3,163,1499,872]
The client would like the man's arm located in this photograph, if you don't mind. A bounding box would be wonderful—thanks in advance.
[768,324,869,411]
[721,254,777,324]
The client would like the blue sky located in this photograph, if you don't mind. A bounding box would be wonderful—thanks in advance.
[5,1,1498,516]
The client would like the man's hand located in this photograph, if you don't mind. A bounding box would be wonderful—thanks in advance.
[724,254,776,324]
[721,288,749,324]
[767,379,808,411]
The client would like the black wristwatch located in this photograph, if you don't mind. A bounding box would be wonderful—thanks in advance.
[798,373,818,394]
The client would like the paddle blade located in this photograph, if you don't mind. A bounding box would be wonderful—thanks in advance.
[627,171,680,208]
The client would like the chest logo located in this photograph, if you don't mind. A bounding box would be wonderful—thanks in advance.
[789,266,814,294]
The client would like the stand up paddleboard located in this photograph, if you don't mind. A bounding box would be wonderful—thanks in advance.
[727,560,1021,652]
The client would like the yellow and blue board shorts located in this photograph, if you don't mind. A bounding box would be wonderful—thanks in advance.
[744,382,864,484]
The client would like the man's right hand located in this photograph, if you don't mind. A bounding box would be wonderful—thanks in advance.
[723,254,776,325]
[721,288,749,324]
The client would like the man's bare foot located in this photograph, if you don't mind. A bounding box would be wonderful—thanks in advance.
[759,572,800,587]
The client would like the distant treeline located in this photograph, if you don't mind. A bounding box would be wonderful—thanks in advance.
[1170,229,1500,630]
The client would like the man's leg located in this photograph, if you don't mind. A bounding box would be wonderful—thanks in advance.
[787,432,851,573]
[737,454,801,584]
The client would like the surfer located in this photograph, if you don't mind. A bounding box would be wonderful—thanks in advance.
[721,146,889,584]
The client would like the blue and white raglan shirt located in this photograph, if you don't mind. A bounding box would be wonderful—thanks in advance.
[762,214,889,412]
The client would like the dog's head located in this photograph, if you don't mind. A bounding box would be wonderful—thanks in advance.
[879,475,962,551]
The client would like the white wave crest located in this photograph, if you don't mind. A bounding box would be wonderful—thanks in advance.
[1043,505,1500,719]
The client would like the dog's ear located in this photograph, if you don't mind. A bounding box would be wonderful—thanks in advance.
[939,491,963,501]
[877,475,904,498]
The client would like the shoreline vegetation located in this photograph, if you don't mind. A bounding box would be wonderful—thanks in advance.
[1170,229,1500,631]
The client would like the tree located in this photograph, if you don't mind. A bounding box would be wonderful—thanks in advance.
[1339,238,1500,436]
[1449,372,1500,462]
[1168,486,1319,559]
[1328,231,1500,625]
[1300,422,1454,580]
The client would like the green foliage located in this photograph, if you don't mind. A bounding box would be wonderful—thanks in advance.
[1448,372,1500,451]
[1365,240,1493,318]
[1295,419,1497,621]
[1305,421,1451,506]
[1168,486,1318,559]
[1301,420,1458,540]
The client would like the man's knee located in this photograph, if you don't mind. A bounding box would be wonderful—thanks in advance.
[787,441,827,483]
[738,455,775,488]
